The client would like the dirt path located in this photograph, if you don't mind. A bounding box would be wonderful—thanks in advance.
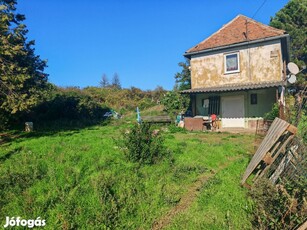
[151,156,242,230]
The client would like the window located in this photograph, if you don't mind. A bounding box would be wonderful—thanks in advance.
[224,52,240,73]
[208,96,220,115]
[202,99,209,108]
[251,94,257,105]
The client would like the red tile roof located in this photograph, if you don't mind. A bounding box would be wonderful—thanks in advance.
[186,15,286,54]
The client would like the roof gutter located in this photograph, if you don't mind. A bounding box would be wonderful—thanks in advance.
[180,81,285,94]
[183,34,290,59]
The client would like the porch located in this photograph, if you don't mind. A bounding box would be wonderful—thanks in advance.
[181,81,283,130]
[183,116,272,134]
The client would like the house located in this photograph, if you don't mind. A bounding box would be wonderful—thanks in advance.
[182,14,290,129]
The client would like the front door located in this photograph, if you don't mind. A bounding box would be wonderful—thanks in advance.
[221,95,245,128]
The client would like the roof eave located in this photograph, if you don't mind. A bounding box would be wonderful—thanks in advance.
[181,81,285,94]
[183,34,289,59]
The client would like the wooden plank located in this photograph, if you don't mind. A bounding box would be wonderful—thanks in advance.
[241,118,290,184]
[255,134,295,182]
[142,115,171,123]
[252,167,264,182]
[287,124,297,134]
[296,220,307,230]
[242,183,251,189]
[270,150,293,184]
[269,141,282,158]
[290,147,299,159]
[263,154,273,165]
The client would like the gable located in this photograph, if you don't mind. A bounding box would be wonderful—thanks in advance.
[186,15,286,54]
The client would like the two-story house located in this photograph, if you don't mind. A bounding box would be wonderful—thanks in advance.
[182,15,289,129]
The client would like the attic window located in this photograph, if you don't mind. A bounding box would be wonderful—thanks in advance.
[224,52,240,74]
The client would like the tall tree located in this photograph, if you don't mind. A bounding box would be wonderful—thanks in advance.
[0,0,48,114]
[270,0,306,130]
[174,60,191,91]
[111,72,121,89]
[99,73,109,88]
[269,0,307,78]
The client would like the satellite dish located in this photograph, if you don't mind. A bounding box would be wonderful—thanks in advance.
[287,74,297,84]
[287,62,299,75]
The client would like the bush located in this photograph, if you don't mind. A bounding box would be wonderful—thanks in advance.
[249,178,307,229]
[161,90,190,120]
[120,123,168,165]
[24,90,110,128]
[297,111,307,143]
[264,103,279,120]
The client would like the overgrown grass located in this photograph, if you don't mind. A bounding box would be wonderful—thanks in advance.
[0,122,255,229]
[165,158,254,229]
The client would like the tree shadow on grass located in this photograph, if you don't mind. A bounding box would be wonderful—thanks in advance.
[0,147,23,162]
[0,118,111,146]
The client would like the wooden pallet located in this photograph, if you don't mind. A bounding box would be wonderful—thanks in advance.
[241,117,297,185]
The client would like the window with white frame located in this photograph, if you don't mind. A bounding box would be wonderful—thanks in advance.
[224,52,240,74]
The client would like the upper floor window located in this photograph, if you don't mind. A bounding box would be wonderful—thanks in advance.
[224,52,240,74]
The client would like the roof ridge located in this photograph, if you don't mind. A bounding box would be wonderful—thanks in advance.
[243,15,286,34]
[186,14,287,54]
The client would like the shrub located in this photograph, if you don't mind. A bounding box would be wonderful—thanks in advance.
[161,90,190,120]
[264,103,279,120]
[249,178,306,229]
[25,90,110,128]
[297,111,307,143]
[120,123,168,165]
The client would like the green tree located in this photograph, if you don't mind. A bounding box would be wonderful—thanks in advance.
[99,73,109,88]
[161,90,190,120]
[0,0,48,115]
[269,0,307,78]
[270,0,306,132]
[174,60,191,90]
[111,72,121,89]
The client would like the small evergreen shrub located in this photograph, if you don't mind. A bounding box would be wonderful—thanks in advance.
[264,103,279,120]
[120,123,168,165]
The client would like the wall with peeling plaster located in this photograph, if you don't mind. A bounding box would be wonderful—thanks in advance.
[190,40,283,89]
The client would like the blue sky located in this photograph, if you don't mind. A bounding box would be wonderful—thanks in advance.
[17,0,289,90]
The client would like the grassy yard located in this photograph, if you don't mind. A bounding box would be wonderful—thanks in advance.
[0,120,256,229]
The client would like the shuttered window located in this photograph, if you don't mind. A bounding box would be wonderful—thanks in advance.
[208,96,220,115]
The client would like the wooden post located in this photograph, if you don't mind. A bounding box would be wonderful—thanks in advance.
[25,122,33,132]
[279,61,287,119]
[191,94,196,116]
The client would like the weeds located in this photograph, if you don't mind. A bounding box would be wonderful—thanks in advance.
[249,178,307,229]
[119,123,170,165]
